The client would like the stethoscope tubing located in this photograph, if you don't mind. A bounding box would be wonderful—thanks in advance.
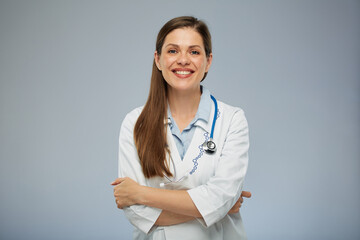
[209,95,217,140]
[203,95,217,153]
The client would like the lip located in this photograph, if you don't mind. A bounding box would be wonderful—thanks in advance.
[171,68,195,78]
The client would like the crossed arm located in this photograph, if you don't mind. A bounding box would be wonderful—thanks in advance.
[111,177,251,226]
[114,109,251,228]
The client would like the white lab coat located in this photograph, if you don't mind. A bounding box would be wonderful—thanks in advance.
[118,99,249,240]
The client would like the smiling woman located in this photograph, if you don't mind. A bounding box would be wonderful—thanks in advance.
[111,16,251,240]
[154,28,212,95]
[155,28,213,132]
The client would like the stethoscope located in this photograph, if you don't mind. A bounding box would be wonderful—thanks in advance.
[160,95,218,187]
[202,95,218,154]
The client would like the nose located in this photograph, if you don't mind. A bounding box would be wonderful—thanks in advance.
[177,52,190,65]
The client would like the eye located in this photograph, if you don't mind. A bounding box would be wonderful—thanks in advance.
[190,50,200,55]
[168,49,177,54]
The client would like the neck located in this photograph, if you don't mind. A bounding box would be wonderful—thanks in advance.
[167,86,201,119]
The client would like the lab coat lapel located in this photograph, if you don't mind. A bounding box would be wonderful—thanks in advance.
[166,124,184,179]
[180,103,215,176]
[165,102,215,180]
[166,122,209,180]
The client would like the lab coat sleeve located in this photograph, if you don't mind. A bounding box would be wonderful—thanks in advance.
[117,111,162,234]
[187,109,249,227]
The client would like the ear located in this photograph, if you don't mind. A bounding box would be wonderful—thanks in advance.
[154,51,162,71]
[205,53,213,73]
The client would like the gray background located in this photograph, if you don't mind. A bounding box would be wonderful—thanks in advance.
[1,0,359,239]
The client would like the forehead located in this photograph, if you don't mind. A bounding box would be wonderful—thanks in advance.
[163,28,204,49]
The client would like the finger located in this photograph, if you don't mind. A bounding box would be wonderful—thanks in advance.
[241,191,252,198]
[239,197,244,203]
[115,199,120,208]
[115,198,124,209]
[111,178,123,185]
[110,178,125,185]
[235,202,241,212]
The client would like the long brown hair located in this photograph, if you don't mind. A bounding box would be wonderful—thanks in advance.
[134,16,212,178]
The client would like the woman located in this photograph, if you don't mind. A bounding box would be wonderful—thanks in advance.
[111,16,251,239]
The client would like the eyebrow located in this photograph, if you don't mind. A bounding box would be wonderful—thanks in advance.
[164,43,203,49]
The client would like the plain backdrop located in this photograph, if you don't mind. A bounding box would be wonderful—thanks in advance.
[0,0,359,239]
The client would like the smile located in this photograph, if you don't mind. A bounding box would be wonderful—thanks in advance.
[174,71,192,75]
[171,69,195,77]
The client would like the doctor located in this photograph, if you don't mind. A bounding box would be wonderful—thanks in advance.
[112,16,251,239]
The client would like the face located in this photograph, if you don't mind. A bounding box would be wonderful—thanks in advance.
[155,28,212,93]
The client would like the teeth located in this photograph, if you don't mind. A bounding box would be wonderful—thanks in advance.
[175,71,191,75]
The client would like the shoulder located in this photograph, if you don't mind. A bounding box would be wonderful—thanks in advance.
[119,106,144,135]
[215,100,249,145]
[216,100,249,135]
[123,106,144,124]
[217,100,246,120]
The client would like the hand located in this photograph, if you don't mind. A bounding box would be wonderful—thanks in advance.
[111,177,141,209]
[228,191,252,214]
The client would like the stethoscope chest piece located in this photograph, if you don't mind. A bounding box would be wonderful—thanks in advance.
[203,139,216,154]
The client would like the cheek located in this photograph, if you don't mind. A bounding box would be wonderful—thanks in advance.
[195,58,208,71]
[160,56,175,68]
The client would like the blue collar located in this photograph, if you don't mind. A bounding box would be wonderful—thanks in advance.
[167,86,212,128]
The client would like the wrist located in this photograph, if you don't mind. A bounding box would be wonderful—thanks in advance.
[136,185,147,205]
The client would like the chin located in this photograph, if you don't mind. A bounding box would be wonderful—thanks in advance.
[169,81,200,92]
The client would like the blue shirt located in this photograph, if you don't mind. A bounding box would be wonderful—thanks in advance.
[167,86,212,160]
